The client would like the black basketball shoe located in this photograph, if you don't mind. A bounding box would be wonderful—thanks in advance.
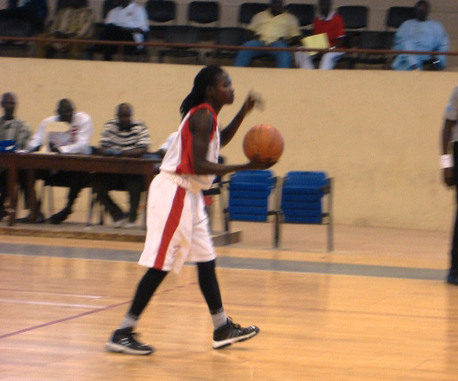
[212,318,260,349]
[105,327,154,355]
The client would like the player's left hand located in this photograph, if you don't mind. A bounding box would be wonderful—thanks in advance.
[242,92,264,114]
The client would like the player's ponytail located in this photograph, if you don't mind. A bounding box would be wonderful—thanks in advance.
[180,65,224,119]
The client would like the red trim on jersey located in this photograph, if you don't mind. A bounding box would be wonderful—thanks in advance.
[176,103,217,175]
[153,186,186,270]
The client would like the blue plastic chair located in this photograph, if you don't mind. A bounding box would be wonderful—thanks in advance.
[224,170,280,246]
[279,171,333,251]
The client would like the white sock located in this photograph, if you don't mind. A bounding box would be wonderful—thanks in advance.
[211,309,227,329]
[120,313,137,329]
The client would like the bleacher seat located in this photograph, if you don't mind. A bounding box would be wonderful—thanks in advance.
[354,30,393,69]
[286,3,315,35]
[385,6,415,30]
[187,1,220,40]
[158,25,200,64]
[146,0,177,40]
[238,2,268,26]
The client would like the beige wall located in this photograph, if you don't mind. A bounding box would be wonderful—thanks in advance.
[1,57,458,230]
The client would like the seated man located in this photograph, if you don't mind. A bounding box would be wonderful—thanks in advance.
[93,103,150,228]
[234,0,301,68]
[295,0,346,70]
[0,92,32,220]
[35,0,94,59]
[98,0,149,61]
[26,98,93,223]
[391,0,449,71]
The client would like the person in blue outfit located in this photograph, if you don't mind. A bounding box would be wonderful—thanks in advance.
[234,0,301,68]
[391,0,449,71]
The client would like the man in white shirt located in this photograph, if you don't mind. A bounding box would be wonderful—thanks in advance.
[28,99,92,154]
[24,99,94,224]
[100,0,149,61]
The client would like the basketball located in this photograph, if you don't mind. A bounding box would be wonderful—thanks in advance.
[243,124,284,162]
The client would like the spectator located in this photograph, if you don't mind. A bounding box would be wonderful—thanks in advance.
[35,0,94,59]
[234,0,301,68]
[93,103,150,228]
[0,92,32,220]
[0,0,48,34]
[25,99,93,224]
[391,0,449,71]
[295,0,346,70]
[98,0,149,61]
[441,86,458,285]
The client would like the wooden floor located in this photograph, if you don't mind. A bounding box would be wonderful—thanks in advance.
[1,222,458,380]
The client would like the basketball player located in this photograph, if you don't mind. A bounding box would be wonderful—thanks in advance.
[105,65,275,355]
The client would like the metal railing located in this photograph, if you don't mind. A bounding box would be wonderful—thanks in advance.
[1,35,457,62]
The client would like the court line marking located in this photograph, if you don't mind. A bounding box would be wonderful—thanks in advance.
[0,288,102,299]
[0,282,195,341]
[0,298,104,309]
[0,300,129,340]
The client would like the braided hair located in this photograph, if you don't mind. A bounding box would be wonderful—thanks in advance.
[179,65,224,119]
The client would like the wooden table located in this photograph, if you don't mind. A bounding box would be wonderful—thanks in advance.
[0,153,161,226]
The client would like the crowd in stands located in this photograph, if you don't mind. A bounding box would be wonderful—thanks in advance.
[0,0,453,70]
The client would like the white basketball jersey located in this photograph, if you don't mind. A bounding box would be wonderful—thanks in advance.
[160,103,220,192]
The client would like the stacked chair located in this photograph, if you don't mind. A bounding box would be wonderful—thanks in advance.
[223,170,280,246]
[278,171,333,251]
[222,170,333,251]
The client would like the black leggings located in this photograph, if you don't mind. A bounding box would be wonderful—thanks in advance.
[128,259,223,318]
[197,259,223,314]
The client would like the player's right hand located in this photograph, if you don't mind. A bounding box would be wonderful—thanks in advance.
[247,159,276,170]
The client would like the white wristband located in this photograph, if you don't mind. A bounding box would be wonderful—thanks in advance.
[440,154,453,169]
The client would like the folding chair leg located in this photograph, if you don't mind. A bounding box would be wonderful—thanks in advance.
[223,210,230,232]
[327,178,334,252]
[273,211,281,248]
[327,220,334,252]
[42,182,53,216]
[142,191,147,230]
[86,188,96,226]
[218,189,225,232]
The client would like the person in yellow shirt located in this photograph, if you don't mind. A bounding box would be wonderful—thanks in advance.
[234,0,301,68]
[35,0,94,59]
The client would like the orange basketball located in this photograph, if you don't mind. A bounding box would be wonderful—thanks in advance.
[243,124,284,162]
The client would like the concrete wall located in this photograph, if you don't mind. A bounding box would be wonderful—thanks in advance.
[1,57,458,230]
